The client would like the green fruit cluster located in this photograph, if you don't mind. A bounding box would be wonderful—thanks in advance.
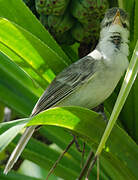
[35,0,70,15]
[71,0,109,43]
[34,0,109,45]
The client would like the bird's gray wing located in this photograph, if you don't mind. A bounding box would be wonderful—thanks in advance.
[31,55,97,116]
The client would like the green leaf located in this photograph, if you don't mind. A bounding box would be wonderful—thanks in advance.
[0,52,38,116]
[0,43,49,89]
[0,119,27,152]
[27,106,138,179]
[0,0,70,64]
[0,104,4,123]
[0,169,43,180]
[61,43,79,63]
[9,137,81,180]
[0,18,68,80]
[40,126,82,163]
[27,107,104,143]
[1,106,138,179]
[0,120,99,179]
[0,52,43,97]
[134,0,138,43]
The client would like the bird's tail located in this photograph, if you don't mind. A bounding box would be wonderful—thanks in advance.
[4,125,36,174]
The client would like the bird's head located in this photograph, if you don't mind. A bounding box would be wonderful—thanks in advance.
[99,7,129,56]
[101,7,129,31]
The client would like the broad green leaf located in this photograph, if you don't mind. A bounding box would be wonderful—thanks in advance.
[0,119,106,179]
[0,169,43,180]
[0,44,49,89]
[61,44,79,63]
[14,137,80,179]
[1,106,138,179]
[0,18,68,81]
[0,107,102,152]
[18,160,59,180]
[27,106,138,179]
[0,104,4,123]
[134,0,138,44]
[7,136,99,180]
[0,52,43,97]
[40,126,121,180]
[0,119,101,179]
[120,80,138,142]
[0,119,27,152]
[40,126,82,163]
[0,60,38,116]
[0,0,70,64]
[0,119,28,135]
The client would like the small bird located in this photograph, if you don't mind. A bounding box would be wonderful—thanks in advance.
[4,7,129,175]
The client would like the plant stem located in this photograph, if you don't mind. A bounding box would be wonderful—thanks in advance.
[46,138,75,180]
[78,149,94,180]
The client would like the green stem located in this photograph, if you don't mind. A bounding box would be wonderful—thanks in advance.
[95,40,138,156]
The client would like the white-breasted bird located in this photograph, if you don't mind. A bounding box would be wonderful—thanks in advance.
[4,7,129,175]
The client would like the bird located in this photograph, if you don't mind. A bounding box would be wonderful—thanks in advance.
[4,7,129,175]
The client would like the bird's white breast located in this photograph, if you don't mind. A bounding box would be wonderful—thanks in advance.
[56,52,128,109]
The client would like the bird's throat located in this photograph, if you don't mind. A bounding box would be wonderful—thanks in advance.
[110,32,121,50]
[99,24,129,57]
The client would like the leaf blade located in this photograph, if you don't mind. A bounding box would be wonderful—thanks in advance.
[0,0,70,64]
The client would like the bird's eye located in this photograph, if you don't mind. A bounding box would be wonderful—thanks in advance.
[105,21,112,27]
[122,23,128,29]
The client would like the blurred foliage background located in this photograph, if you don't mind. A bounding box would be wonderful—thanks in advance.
[0,0,137,180]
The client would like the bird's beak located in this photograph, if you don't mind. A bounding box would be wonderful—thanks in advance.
[112,10,122,26]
